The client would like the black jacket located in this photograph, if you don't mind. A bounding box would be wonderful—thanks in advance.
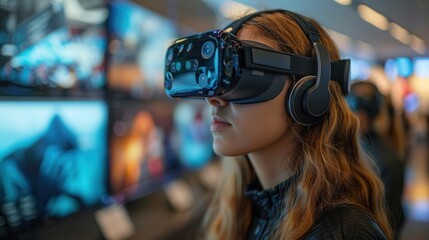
[245,178,387,240]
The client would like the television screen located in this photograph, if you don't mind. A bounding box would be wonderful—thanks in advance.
[106,0,215,202]
[0,24,107,97]
[106,0,177,99]
[0,1,16,67]
[0,0,108,67]
[0,0,108,97]
[109,99,178,198]
[109,99,213,200]
[396,57,413,78]
[414,57,429,78]
[0,100,108,237]
[173,101,213,169]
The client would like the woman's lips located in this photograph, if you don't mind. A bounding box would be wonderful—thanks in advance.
[211,115,231,132]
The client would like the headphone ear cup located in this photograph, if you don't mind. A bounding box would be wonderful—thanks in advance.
[287,76,324,126]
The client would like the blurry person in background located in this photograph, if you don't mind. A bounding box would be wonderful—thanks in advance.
[377,95,409,161]
[165,9,394,240]
[347,80,405,238]
[372,92,409,162]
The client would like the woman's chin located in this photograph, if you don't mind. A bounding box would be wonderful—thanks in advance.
[213,143,245,157]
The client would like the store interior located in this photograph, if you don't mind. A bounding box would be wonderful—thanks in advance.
[0,0,428,239]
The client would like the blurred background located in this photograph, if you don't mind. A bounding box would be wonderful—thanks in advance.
[0,0,428,239]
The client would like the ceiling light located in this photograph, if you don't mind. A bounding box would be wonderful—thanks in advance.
[334,0,352,6]
[410,35,426,55]
[357,4,389,31]
[389,22,411,44]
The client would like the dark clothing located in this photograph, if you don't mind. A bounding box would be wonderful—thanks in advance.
[361,131,405,237]
[245,177,387,240]
[245,176,292,240]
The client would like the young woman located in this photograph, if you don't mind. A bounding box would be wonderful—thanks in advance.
[165,9,393,240]
[202,10,394,240]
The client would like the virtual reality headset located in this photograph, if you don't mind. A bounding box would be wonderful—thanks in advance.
[164,29,350,104]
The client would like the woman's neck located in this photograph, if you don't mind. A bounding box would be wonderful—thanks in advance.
[247,131,297,190]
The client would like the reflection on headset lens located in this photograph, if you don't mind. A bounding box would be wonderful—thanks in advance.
[165,72,173,90]
[178,44,184,54]
[223,59,232,76]
[186,43,193,52]
[166,48,173,65]
[199,73,207,85]
[201,41,215,59]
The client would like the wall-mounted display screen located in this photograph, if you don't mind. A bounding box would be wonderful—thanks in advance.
[106,0,177,99]
[0,0,108,97]
[0,25,107,97]
[0,100,108,237]
[109,99,213,200]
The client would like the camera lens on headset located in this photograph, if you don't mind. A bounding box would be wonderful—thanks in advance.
[175,62,182,72]
[170,61,182,73]
[186,59,199,71]
[196,67,213,88]
[201,41,215,59]
[170,62,176,73]
[192,59,199,70]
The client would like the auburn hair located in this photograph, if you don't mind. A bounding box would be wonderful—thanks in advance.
[201,11,393,240]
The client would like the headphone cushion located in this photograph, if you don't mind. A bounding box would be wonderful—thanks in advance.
[287,76,321,126]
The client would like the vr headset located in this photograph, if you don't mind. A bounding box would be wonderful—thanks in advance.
[164,9,351,125]
[164,30,350,103]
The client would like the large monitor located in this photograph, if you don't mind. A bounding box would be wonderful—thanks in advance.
[108,98,214,201]
[106,0,177,99]
[0,0,108,97]
[0,100,108,238]
[106,1,215,202]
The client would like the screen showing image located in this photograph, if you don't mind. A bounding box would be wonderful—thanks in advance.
[0,0,62,67]
[109,99,179,199]
[0,100,108,236]
[109,99,213,200]
[0,24,107,97]
[106,0,177,99]
[173,101,213,170]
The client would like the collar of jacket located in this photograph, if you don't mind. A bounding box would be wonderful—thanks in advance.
[244,174,298,219]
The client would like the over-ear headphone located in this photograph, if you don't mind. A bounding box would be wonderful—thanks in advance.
[226,9,334,126]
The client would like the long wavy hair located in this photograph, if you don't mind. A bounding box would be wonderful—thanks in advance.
[201,11,393,240]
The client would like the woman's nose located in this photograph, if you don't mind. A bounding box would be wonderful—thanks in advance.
[205,97,228,107]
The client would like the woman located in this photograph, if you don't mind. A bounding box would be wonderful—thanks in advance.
[164,9,393,239]
[199,10,393,240]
